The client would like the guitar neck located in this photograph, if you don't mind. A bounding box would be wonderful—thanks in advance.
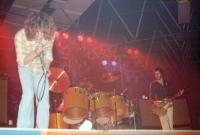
[161,86,189,107]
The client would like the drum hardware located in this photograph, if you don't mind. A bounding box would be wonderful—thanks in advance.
[54,99,58,129]
[114,89,118,129]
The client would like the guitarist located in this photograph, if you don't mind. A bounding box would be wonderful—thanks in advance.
[149,67,184,130]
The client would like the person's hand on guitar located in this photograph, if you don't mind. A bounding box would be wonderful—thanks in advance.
[153,100,162,107]
[177,89,184,97]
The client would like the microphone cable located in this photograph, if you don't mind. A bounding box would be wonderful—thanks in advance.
[36,47,47,102]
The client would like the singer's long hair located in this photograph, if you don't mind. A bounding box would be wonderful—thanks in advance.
[24,12,55,41]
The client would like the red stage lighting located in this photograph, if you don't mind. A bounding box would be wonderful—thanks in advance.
[54,31,60,39]
[62,33,69,39]
[134,50,139,55]
[87,37,92,43]
[127,49,133,55]
[77,35,84,41]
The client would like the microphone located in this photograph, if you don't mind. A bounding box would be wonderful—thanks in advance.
[120,88,129,95]
[38,42,47,74]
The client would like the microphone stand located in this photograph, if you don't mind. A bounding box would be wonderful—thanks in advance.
[114,89,118,129]
[54,100,58,129]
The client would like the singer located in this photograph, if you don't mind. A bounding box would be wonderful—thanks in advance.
[14,12,55,128]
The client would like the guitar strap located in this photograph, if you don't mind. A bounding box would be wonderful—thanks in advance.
[164,80,170,98]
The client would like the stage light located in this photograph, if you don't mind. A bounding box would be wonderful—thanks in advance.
[111,61,117,66]
[78,120,92,130]
[77,35,84,41]
[134,49,139,55]
[102,60,108,66]
[54,31,60,39]
[127,48,133,55]
[87,37,92,43]
[62,33,69,39]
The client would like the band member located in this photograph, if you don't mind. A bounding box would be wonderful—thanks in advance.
[149,67,184,130]
[14,12,55,128]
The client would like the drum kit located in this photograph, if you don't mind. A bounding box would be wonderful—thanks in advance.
[48,68,136,130]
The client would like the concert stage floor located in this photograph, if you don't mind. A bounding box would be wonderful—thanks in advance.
[0,128,200,135]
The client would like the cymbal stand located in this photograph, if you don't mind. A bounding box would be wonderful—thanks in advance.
[130,100,136,130]
[86,87,97,130]
[54,100,58,129]
[114,89,118,129]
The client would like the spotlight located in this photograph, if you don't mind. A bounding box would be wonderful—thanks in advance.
[134,49,139,55]
[62,33,69,39]
[127,48,133,55]
[77,35,84,41]
[54,31,60,39]
[102,60,108,66]
[87,37,92,43]
[111,61,117,66]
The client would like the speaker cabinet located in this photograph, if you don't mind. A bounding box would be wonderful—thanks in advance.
[0,75,8,123]
[138,99,161,129]
[173,99,191,129]
[138,99,191,130]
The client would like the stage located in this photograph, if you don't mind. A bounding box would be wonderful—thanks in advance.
[0,128,199,135]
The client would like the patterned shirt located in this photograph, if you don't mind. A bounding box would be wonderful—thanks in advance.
[14,28,54,74]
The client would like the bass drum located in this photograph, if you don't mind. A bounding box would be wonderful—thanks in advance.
[49,113,69,129]
[63,87,89,120]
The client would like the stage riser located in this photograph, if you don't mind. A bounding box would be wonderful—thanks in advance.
[0,129,199,135]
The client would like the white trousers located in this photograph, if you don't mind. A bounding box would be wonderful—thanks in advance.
[17,67,50,129]
[159,106,173,130]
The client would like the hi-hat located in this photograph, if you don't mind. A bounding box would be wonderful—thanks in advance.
[48,67,70,93]
[101,71,121,83]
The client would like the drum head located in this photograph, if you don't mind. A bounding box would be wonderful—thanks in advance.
[63,117,83,124]
[96,117,109,125]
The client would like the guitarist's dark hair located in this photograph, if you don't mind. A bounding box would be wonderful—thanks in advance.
[154,67,164,76]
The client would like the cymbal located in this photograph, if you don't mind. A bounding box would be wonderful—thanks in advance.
[48,67,70,93]
[101,71,121,83]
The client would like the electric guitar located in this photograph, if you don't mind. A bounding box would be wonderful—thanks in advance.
[151,86,189,117]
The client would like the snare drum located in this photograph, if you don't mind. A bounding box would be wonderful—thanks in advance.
[63,87,89,120]
[49,113,69,129]
[110,95,127,115]
[90,92,112,118]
